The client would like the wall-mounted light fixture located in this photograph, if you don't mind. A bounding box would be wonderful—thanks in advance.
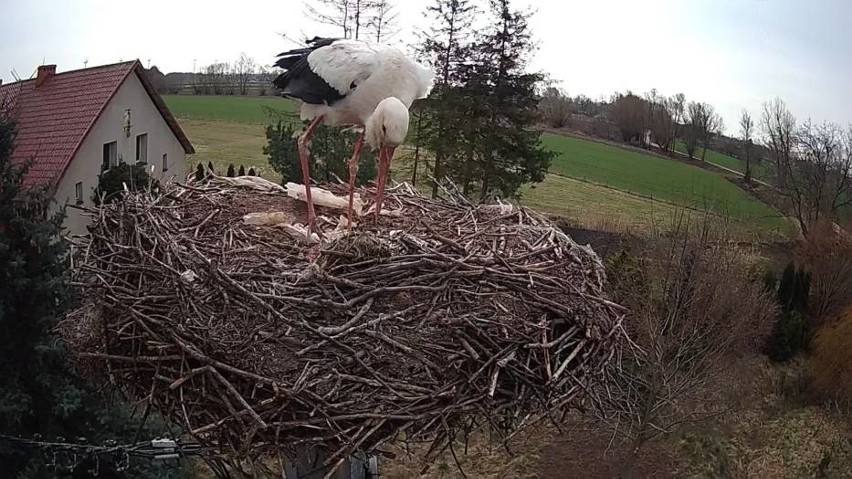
[123,108,132,137]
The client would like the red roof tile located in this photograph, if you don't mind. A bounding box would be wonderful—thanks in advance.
[0,60,193,187]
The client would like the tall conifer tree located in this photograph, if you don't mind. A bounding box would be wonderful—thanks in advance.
[0,114,184,478]
[417,0,478,197]
[469,0,553,198]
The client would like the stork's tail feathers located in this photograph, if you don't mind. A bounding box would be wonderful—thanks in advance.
[273,37,342,92]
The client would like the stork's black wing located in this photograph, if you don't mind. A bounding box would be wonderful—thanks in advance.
[273,37,346,105]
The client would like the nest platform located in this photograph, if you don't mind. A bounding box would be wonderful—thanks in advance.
[61,177,624,468]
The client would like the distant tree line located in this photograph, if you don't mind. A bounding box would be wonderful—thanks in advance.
[146,53,276,96]
[149,2,400,97]
[539,85,852,234]
[539,87,729,160]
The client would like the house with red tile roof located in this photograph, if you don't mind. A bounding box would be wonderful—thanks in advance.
[0,60,194,235]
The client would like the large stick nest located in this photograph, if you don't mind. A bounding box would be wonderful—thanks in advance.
[61,178,624,465]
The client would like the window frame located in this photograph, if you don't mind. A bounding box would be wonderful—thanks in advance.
[102,141,117,171]
[162,153,168,172]
[135,133,148,164]
[75,181,83,205]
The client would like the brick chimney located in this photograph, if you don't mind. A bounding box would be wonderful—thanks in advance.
[36,64,56,88]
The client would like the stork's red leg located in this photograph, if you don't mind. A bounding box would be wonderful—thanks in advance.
[374,147,394,219]
[297,116,325,239]
[346,133,365,229]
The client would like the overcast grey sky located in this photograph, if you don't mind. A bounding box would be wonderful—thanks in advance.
[1,0,849,134]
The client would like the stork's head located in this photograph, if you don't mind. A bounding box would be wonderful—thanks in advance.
[366,97,409,218]
[366,97,409,159]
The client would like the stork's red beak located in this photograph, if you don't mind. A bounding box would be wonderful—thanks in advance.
[375,146,396,219]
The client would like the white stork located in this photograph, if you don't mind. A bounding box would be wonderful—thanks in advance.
[273,37,434,235]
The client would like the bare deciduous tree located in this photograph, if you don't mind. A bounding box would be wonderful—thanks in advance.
[739,109,754,184]
[700,105,723,161]
[367,0,399,43]
[256,65,274,95]
[610,92,647,145]
[234,53,256,95]
[683,101,707,159]
[225,63,238,95]
[201,62,231,95]
[643,90,678,153]
[782,120,852,236]
[704,111,724,160]
[663,93,686,156]
[352,0,369,40]
[539,86,573,128]
[573,94,605,117]
[761,97,796,187]
[642,88,659,140]
[306,0,353,38]
[683,102,723,161]
[305,0,378,40]
[599,216,775,478]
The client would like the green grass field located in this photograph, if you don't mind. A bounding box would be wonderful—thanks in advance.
[521,175,684,230]
[674,141,773,181]
[164,95,296,124]
[164,95,791,238]
[178,120,271,176]
[543,134,787,231]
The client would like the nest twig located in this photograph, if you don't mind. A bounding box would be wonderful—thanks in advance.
[60,179,624,468]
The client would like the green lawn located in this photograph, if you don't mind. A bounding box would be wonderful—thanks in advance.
[674,141,773,181]
[163,95,296,124]
[542,134,789,233]
[179,119,271,177]
[521,175,682,231]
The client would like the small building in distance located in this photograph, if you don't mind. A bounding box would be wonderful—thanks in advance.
[0,60,194,236]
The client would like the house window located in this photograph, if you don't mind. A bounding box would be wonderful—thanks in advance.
[162,153,168,172]
[136,133,148,163]
[75,182,83,205]
[102,141,117,171]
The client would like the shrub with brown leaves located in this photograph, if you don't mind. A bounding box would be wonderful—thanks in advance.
[795,220,852,324]
[809,306,852,406]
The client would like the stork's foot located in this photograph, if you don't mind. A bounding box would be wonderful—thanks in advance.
[305,212,324,242]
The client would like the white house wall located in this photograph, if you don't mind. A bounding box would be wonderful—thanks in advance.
[53,72,188,236]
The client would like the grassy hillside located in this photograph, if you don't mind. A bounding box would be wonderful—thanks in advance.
[520,175,683,230]
[674,141,773,181]
[543,134,787,232]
